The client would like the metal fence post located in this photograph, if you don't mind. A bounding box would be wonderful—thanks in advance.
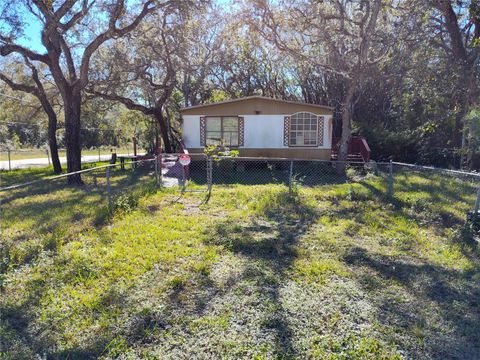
[387,160,394,199]
[159,154,163,185]
[154,155,160,187]
[289,160,293,192]
[207,156,213,194]
[182,164,187,191]
[106,167,112,209]
[46,149,50,165]
[7,149,11,171]
[473,187,480,220]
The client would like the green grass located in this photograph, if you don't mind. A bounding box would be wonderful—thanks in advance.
[0,166,479,359]
[0,161,111,187]
[0,147,143,161]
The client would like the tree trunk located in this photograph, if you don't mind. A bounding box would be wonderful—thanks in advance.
[336,83,356,175]
[183,73,190,108]
[165,107,177,151]
[154,111,173,153]
[38,97,62,174]
[436,1,478,168]
[64,92,83,185]
[47,112,62,174]
[453,64,475,168]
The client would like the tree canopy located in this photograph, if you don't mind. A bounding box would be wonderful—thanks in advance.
[0,0,479,173]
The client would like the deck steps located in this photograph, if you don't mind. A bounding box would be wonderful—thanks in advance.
[330,152,365,163]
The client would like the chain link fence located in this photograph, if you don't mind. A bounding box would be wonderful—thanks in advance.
[196,156,379,188]
[2,155,480,226]
[183,156,379,188]
[178,156,480,224]
[389,162,480,226]
[0,158,159,216]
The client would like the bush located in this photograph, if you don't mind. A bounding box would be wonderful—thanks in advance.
[113,193,139,214]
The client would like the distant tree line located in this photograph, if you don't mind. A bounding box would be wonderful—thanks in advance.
[0,0,478,181]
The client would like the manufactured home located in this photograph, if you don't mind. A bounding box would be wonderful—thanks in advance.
[180,96,370,162]
[180,96,335,160]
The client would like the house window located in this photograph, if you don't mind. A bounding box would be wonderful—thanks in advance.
[289,112,319,146]
[206,116,239,146]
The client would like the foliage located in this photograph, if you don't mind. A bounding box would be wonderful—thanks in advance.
[464,108,480,168]
[0,82,49,149]
[203,144,240,160]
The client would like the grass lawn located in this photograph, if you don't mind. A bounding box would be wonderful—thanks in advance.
[0,166,479,359]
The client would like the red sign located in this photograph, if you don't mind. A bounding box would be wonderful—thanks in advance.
[179,154,191,166]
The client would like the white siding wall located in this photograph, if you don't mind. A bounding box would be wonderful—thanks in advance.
[182,114,333,149]
[182,115,202,148]
[325,115,333,148]
[243,115,284,148]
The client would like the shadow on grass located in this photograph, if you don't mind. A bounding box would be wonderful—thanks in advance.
[358,176,470,230]
[104,190,319,358]
[1,292,115,359]
[394,170,478,207]
[1,169,160,359]
[4,169,478,358]
[0,167,57,187]
[0,269,73,358]
[2,167,155,234]
[344,246,480,359]
[202,190,318,357]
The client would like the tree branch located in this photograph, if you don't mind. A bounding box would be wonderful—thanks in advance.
[0,73,38,95]
[59,36,77,80]
[60,0,95,32]
[24,57,47,96]
[78,0,160,88]
[88,88,155,115]
[0,39,50,64]
[436,0,468,62]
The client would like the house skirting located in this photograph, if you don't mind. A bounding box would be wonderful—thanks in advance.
[187,148,331,160]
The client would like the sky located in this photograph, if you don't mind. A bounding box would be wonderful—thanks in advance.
[1,2,45,53]
[18,21,44,52]
[12,0,236,54]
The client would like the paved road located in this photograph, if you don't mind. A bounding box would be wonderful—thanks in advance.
[0,154,130,170]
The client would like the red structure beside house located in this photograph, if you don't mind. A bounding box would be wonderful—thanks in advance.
[331,136,371,162]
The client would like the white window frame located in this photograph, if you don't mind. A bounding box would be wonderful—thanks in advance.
[289,112,319,147]
[205,116,240,147]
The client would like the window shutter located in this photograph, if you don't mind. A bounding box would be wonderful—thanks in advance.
[317,116,324,146]
[238,117,244,146]
[200,116,206,146]
[284,116,290,146]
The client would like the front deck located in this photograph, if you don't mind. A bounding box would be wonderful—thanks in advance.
[331,136,371,162]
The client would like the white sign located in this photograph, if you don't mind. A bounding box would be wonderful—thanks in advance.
[179,154,191,166]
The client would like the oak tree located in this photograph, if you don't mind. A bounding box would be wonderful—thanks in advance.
[1,0,164,183]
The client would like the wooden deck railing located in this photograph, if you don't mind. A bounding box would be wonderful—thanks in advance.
[332,136,371,162]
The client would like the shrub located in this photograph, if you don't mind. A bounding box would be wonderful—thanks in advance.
[113,193,138,214]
